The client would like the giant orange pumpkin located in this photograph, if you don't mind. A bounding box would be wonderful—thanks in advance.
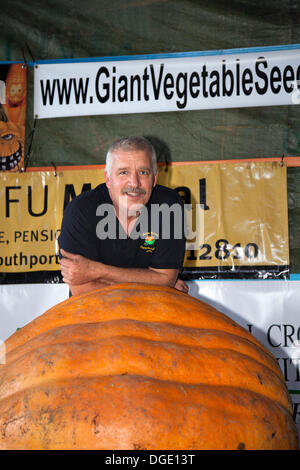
[0,283,298,450]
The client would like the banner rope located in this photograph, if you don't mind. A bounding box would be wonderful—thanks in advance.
[23,118,38,172]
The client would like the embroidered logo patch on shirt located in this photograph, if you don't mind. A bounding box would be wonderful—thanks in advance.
[140,232,158,253]
[144,235,155,245]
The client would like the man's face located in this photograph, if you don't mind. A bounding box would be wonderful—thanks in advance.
[105,148,158,217]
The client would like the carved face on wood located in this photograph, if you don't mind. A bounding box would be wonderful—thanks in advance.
[0,120,24,171]
[5,64,27,107]
[2,64,27,128]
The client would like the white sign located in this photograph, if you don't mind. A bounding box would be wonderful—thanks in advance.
[0,283,69,342]
[34,46,300,119]
[188,278,300,446]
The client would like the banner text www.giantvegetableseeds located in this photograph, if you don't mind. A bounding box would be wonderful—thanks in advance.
[39,57,300,110]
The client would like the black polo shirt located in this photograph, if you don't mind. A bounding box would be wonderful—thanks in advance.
[58,183,185,271]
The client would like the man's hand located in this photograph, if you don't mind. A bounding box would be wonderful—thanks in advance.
[174,278,189,293]
[60,249,102,285]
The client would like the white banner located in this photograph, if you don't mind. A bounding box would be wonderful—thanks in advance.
[0,283,69,341]
[34,46,300,119]
[189,279,300,446]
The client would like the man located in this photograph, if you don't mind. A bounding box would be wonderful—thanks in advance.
[58,136,188,296]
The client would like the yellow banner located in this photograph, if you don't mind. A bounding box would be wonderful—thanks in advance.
[160,161,289,275]
[0,161,289,275]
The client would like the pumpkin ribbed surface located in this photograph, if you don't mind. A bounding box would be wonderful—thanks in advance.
[0,283,298,450]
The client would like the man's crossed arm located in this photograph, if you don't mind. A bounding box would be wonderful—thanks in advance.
[60,249,188,296]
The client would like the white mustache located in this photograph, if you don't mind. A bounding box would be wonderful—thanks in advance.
[122,187,146,195]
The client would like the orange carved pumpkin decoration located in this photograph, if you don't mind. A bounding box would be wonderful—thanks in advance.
[0,120,24,171]
[0,284,298,450]
[3,64,27,127]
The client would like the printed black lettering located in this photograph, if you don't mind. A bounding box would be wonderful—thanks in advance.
[19,252,27,266]
[283,65,295,93]
[189,72,200,98]
[276,357,300,382]
[199,243,212,260]
[41,229,49,241]
[242,68,253,95]
[209,70,220,97]
[215,239,230,260]
[118,75,128,102]
[279,357,290,381]
[40,77,89,106]
[236,59,240,96]
[130,74,141,101]
[72,77,89,104]
[28,185,48,217]
[112,67,116,102]
[187,249,197,260]
[176,72,188,109]
[21,231,29,242]
[14,231,22,242]
[95,66,110,103]
[5,186,21,217]
[142,67,150,101]
[30,230,39,241]
[255,57,268,94]
[283,324,295,347]
[244,242,259,258]
[222,61,234,96]
[199,178,209,210]
[163,73,174,100]
[56,78,73,105]
[40,79,56,106]
[267,324,281,347]
[4,256,12,266]
[270,66,282,94]
[270,324,300,348]
[293,358,300,381]
[201,65,209,98]
[150,64,164,99]
[39,57,300,112]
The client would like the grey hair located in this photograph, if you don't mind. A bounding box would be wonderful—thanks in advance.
[105,136,157,176]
